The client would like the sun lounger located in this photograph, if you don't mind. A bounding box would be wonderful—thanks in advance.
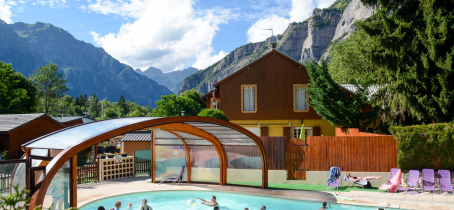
[422,169,436,193]
[379,168,401,193]
[396,170,419,193]
[438,170,453,194]
[343,174,367,188]
[159,166,185,185]
[327,166,341,190]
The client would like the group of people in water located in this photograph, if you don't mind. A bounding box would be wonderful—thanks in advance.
[93,194,337,209]
[94,196,269,210]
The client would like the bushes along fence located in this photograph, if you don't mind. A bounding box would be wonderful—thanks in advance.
[390,122,454,171]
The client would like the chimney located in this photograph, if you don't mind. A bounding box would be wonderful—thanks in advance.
[268,35,278,50]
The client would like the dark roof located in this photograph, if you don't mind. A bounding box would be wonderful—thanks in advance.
[121,132,151,142]
[214,49,304,87]
[0,113,65,132]
[53,116,95,124]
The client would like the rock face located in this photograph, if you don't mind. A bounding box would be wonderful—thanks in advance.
[178,0,373,95]
[320,0,374,61]
[299,9,342,63]
[136,66,198,93]
[177,22,308,95]
[0,21,172,107]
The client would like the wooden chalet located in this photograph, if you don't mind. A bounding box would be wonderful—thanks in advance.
[201,49,336,141]
[54,116,95,127]
[0,113,66,159]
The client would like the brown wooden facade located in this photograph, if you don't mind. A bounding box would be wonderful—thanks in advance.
[209,50,322,121]
[0,116,66,159]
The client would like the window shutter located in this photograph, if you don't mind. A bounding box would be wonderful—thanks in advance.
[260,127,269,137]
[313,127,321,136]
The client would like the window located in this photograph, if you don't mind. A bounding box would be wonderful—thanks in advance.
[241,85,257,113]
[294,84,309,112]
[212,99,220,109]
[291,127,312,139]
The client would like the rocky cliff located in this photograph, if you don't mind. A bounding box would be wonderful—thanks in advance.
[178,0,373,95]
[0,20,172,107]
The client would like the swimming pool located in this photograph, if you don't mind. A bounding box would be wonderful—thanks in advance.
[79,190,379,210]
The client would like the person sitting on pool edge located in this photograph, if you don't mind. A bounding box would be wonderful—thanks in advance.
[345,172,381,182]
[140,199,153,210]
[109,201,121,210]
[195,195,219,207]
[320,202,331,209]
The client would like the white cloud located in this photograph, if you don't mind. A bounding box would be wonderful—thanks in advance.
[0,0,13,24]
[247,15,290,43]
[37,0,68,8]
[316,0,337,9]
[90,0,235,72]
[192,48,228,70]
[247,0,338,42]
[84,0,151,19]
[289,0,315,22]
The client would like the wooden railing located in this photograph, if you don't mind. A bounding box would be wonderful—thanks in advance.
[134,157,150,175]
[0,173,11,193]
[77,160,99,184]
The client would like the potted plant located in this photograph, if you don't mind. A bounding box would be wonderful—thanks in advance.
[101,154,106,159]
[107,154,115,158]
[121,153,127,157]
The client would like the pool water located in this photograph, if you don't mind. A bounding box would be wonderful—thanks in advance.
[79,191,378,210]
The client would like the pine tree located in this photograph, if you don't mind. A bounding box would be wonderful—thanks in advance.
[306,60,377,129]
[356,0,454,123]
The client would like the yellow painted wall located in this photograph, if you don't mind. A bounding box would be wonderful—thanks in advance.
[230,119,336,136]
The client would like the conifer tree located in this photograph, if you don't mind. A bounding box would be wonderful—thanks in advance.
[356,0,454,123]
[306,60,377,129]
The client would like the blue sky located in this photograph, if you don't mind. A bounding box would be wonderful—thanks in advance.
[1,0,336,72]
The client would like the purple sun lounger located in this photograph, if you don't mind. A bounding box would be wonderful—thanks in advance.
[438,170,453,194]
[422,169,436,193]
[159,166,185,185]
[396,170,419,193]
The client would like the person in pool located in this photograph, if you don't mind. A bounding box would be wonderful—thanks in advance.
[260,206,266,210]
[109,201,121,210]
[98,206,105,210]
[195,195,219,207]
[320,202,331,209]
[140,199,153,210]
[126,203,132,210]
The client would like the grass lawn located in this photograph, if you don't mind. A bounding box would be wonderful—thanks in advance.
[227,181,380,192]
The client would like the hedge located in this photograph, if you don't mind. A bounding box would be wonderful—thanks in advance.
[390,122,454,171]
[197,109,229,121]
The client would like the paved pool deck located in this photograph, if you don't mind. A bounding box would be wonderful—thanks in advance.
[77,176,454,210]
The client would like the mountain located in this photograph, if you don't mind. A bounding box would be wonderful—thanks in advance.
[177,0,373,95]
[0,20,172,107]
[136,67,198,93]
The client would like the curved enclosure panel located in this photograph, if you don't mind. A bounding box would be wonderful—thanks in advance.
[24,117,157,149]
[21,116,267,209]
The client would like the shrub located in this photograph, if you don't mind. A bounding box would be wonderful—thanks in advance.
[390,122,454,171]
[197,109,229,122]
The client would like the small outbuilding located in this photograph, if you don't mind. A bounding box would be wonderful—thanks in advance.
[0,113,66,159]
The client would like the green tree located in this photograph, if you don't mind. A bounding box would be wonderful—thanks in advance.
[87,93,100,118]
[0,62,36,114]
[354,0,454,123]
[328,30,378,84]
[117,95,129,116]
[152,90,205,117]
[104,107,119,119]
[306,60,377,129]
[30,63,68,114]
[197,109,229,121]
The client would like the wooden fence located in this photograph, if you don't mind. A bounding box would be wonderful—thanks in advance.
[0,173,11,193]
[77,161,99,184]
[260,137,286,170]
[306,136,397,172]
[134,157,151,175]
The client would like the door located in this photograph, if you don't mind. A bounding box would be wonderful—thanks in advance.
[286,138,307,180]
